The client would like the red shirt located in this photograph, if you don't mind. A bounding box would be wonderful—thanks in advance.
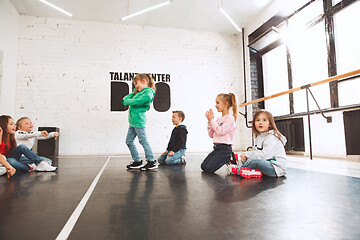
[0,141,12,158]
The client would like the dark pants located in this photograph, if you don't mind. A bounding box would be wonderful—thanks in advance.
[201,144,232,173]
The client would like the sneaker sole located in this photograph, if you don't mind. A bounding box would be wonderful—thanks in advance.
[127,165,144,169]
[36,167,57,172]
[239,167,262,178]
[141,165,158,171]
[127,162,145,169]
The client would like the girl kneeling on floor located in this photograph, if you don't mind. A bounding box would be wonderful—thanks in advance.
[201,93,237,173]
[228,109,287,178]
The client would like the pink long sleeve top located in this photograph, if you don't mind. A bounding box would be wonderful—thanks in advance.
[207,114,236,145]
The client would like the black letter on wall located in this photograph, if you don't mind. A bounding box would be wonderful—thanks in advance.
[111,82,129,111]
[153,82,171,112]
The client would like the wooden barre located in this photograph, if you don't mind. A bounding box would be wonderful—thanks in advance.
[239,69,360,107]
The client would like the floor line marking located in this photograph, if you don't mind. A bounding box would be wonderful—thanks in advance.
[56,156,111,240]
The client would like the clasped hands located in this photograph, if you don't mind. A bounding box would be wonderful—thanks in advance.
[205,109,214,122]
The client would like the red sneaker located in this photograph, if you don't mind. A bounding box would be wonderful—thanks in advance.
[238,167,262,178]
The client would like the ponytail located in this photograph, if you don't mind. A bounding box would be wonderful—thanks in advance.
[145,73,156,91]
[229,93,238,122]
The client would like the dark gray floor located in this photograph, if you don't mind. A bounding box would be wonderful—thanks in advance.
[1,155,360,240]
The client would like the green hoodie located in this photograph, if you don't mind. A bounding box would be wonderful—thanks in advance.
[122,87,156,128]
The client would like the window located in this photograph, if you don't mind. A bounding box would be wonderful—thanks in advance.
[332,0,342,6]
[333,0,360,106]
[249,0,359,117]
[290,21,330,113]
[262,45,289,116]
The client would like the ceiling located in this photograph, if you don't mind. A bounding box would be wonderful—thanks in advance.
[9,0,277,34]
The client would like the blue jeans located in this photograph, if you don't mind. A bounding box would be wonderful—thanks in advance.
[126,127,154,162]
[7,144,50,172]
[158,149,186,165]
[242,159,277,177]
[201,144,232,173]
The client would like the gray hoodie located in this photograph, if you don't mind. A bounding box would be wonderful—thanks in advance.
[244,130,287,177]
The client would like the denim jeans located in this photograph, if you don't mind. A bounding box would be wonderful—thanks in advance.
[126,127,154,162]
[201,144,232,173]
[158,149,186,165]
[242,159,277,177]
[7,144,49,172]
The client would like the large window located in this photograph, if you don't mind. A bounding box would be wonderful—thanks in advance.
[262,45,289,116]
[333,0,360,106]
[249,0,359,117]
[290,21,330,113]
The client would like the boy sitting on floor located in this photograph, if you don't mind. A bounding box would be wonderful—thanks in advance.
[158,111,188,165]
[15,117,59,168]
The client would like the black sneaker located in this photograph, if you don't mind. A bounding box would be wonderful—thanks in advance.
[141,160,158,171]
[126,161,144,169]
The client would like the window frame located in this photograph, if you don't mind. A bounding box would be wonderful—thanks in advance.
[248,0,359,117]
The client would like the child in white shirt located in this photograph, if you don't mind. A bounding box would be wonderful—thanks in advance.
[15,117,59,167]
[227,110,287,178]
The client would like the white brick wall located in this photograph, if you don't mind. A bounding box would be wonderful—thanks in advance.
[15,16,245,156]
[0,0,19,116]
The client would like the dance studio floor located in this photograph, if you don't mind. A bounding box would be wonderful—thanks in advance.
[1,154,360,240]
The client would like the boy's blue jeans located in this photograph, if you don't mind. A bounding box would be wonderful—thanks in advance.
[126,127,154,162]
[201,144,232,173]
[158,149,186,165]
[7,144,52,172]
[241,159,277,177]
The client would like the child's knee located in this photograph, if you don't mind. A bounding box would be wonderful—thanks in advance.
[138,138,148,146]
[245,159,260,169]
[125,139,133,145]
[17,144,27,150]
[201,163,213,173]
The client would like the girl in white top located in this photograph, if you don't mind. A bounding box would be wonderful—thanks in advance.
[228,109,287,178]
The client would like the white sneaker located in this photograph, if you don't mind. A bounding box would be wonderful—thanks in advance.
[36,161,57,172]
[0,166,6,176]
[29,163,37,171]
[226,164,238,175]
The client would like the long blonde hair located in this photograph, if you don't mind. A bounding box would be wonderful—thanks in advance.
[252,109,283,140]
[133,73,156,93]
[217,93,238,122]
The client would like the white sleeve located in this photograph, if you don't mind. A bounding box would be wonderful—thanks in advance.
[48,132,57,139]
[37,132,58,140]
[245,135,279,160]
[15,131,42,140]
[207,122,214,138]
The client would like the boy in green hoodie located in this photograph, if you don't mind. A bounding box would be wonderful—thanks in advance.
[122,74,157,170]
